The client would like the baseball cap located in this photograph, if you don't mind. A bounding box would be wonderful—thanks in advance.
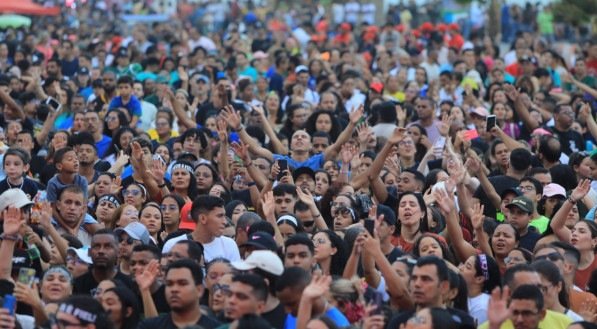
[292,166,315,182]
[501,187,522,199]
[469,106,489,118]
[295,65,309,74]
[543,183,566,198]
[506,196,534,214]
[196,74,210,84]
[0,189,33,213]
[67,246,93,265]
[370,82,384,94]
[253,51,268,60]
[77,67,90,76]
[114,222,151,245]
[242,232,278,252]
[231,250,284,276]
[178,202,195,230]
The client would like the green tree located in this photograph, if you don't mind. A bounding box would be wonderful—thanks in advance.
[552,0,597,26]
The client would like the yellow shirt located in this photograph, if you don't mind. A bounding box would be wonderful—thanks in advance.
[477,310,571,329]
[147,129,179,144]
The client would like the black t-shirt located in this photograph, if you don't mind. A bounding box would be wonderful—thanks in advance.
[0,177,41,199]
[137,313,222,329]
[386,308,476,329]
[151,284,171,314]
[73,269,136,295]
[518,226,541,251]
[551,127,584,155]
[473,175,520,218]
[386,247,405,264]
[262,302,286,329]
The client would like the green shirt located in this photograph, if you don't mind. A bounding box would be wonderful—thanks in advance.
[530,215,550,234]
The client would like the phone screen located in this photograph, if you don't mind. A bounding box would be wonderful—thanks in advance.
[486,115,496,131]
[364,219,375,236]
[46,97,60,111]
[277,160,288,180]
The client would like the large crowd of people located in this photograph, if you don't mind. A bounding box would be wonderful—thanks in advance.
[0,1,596,329]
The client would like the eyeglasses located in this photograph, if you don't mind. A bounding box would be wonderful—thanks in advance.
[313,238,329,246]
[535,252,563,262]
[160,204,178,211]
[66,256,86,265]
[123,190,142,197]
[518,185,535,192]
[105,116,117,122]
[213,283,231,294]
[399,140,414,146]
[504,256,525,264]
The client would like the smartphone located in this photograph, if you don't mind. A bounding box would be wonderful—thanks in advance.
[486,115,496,131]
[364,219,375,236]
[3,295,15,316]
[226,87,232,105]
[370,291,383,315]
[45,97,61,112]
[276,160,288,181]
[18,267,36,286]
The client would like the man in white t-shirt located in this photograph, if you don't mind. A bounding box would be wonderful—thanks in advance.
[162,195,240,262]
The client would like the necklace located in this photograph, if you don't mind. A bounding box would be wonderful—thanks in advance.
[7,178,24,190]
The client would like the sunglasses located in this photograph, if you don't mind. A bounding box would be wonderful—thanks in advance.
[119,236,136,245]
[535,252,563,262]
[302,220,315,227]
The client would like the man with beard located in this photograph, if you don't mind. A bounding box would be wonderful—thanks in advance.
[551,104,583,155]
[138,259,221,329]
[83,110,112,158]
[71,132,108,183]
[73,228,135,294]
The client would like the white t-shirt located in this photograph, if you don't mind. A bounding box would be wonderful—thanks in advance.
[468,293,490,325]
[162,234,241,263]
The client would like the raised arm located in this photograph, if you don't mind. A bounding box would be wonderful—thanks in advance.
[252,105,288,154]
[504,84,539,131]
[164,87,196,129]
[0,207,22,280]
[434,187,477,263]
[550,179,590,243]
[220,105,274,162]
[0,87,25,121]
[130,142,162,202]
[323,104,364,161]
[368,127,407,203]
[466,156,501,210]
[491,126,525,151]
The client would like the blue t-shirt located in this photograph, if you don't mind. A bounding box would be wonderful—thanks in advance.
[283,307,349,329]
[273,153,325,171]
[96,135,112,159]
[46,174,88,202]
[109,95,142,119]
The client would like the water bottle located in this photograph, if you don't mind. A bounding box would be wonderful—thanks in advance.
[586,140,594,152]
[24,236,40,261]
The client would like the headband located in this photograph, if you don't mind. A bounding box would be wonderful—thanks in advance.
[98,195,121,208]
[478,254,489,281]
[277,215,298,227]
[172,163,194,174]
[44,266,73,283]
[57,303,98,324]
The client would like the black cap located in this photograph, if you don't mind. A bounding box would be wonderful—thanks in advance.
[78,67,90,76]
[292,166,315,182]
[242,232,277,252]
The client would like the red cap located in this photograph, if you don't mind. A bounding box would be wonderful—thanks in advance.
[370,82,384,94]
[420,22,434,32]
[178,202,196,230]
[316,20,328,32]
[412,29,421,38]
[449,23,460,31]
[340,22,351,32]
[437,23,448,33]
[395,24,405,33]
[311,34,327,43]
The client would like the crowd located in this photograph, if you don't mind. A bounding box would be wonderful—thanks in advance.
[0,0,596,329]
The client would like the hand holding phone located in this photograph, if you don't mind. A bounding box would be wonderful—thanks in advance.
[364,219,375,236]
[486,115,496,131]
[45,97,61,113]
[276,160,288,181]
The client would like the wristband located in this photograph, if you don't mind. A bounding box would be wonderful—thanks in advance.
[0,233,21,241]
[568,196,578,205]
[157,182,167,188]
[233,124,244,132]
[247,182,256,187]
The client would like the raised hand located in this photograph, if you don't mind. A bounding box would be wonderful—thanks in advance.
[296,187,316,208]
[470,203,485,231]
[13,282,41,307]
[356,123,371,145]
[111,176,123,194]
[251,104,266,118]
[302,274,332,300]
[219,105,242,130]
[230,142,250,164]
[177,67,189,82]
[37,202,53,230]
[388,127,407,145]
[465,156,481,176]
[262,191,276,220]
[0,308,16,329]
[3,206,22,236]
[571,179,591,202]
[130,141,144,164]
[136,259,160,292]
[437,113,451,137]
[349,104,365,125]
[340,143,357,165]
[384,154,401,177]
[432,186,455,215]
[114,151,130,168]
[363,304,385,329]
[488,286,511,327]
[270,161,280,181]
[148,158,167,184]
[396,104,406,123]
[503,84,519,102]
[578,299,597,322]
[216,118,228,142]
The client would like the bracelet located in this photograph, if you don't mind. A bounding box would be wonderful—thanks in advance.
[568,196,578,205]
[247,182,256,187]
[233,124,244,132]
[157,182,167,188]
[0,233,21,241]
[268,177,275,182]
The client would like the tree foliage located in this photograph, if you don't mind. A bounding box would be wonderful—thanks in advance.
[553,0,597,26]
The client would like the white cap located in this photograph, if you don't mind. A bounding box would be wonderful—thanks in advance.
[0,189,33,212]
[114,222,151,245]
[67,246,93,265]
[232,250,284,276]
[295,65,309,74]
